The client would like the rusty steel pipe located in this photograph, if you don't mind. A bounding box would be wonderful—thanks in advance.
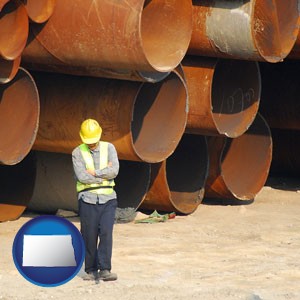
[205,113,272,201]
[27,151,78,213]
[189,0,300,63]
[0,0,29,60]
[22,0,192,80]
[0,55,20,84]
[0,0,9,11]
[259,61,300,131]
[22,31,170,83]
[21,0,56,23]
[27,151,151,214]
[183,56,261,138]
[0,152,36,222]
[269,129,300,178]
[0,67,39,165]
[140,134,209,215]
[31,71,188,163]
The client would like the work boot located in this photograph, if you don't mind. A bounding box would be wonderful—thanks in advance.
[99,270,118,281]
[82,271,99,281]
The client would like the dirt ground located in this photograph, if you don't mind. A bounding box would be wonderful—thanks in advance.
[1,177,300,300]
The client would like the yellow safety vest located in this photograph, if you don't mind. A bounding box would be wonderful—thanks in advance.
[76,142,115,195]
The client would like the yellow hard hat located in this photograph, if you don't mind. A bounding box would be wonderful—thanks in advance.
[79,119,102,144]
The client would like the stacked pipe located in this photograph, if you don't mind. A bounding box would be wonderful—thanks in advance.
[1,0,300,222]
[0,0,56,220]
[21,0,193,82]
[0,0,56,83]
[183,0,300,203]
[0,0,195,221]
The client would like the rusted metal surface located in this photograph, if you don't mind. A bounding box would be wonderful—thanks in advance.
[269,129,300,178]
[0,0,9,11]
[32,71,187,163]
[183,56,261,138]
[27,151,150,213]
[0,55,20,84]
[22,33,170,82]
[22,0,192,81]
[140,134,209,215]
[22,0,56,23]
[28,151,78,213]
[205,113,272,201]
[0,0,28,60]
[259,61,300,131]
[0,67,40,165]
[0,152,36,222]
[189,0,300,62]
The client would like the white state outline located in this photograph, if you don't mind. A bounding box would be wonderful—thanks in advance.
[22,235,77,267]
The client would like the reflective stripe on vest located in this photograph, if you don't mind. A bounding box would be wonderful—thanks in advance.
[76,142,115,194]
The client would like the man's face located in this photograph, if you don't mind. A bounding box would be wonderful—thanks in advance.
[87,142,98,151]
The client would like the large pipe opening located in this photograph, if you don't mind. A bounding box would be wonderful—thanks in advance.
[166,134,209,214]
[141,134,209,214]
[0,1,28,60]
[0,67,39,165]
[141,0,192,71]
[211,59,261,137]
[32,71,187,163]
[132,72,188,162]
[189,0,300,62]
[205,113,273,200]
[184,57,261,138]
[253,0,300,62]
[22,0,57,23]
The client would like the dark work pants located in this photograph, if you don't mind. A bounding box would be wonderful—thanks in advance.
[79,198,117,273]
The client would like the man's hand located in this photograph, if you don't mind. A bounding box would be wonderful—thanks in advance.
[86,162,112,176]
[86,169,96,176]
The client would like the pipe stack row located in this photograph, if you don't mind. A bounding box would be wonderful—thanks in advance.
[0,0,299,222]
[0,0,56,82]
[0,0,57,221]
[0,0,57,166]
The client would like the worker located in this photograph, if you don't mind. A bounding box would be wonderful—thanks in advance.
[72,119,119,281]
